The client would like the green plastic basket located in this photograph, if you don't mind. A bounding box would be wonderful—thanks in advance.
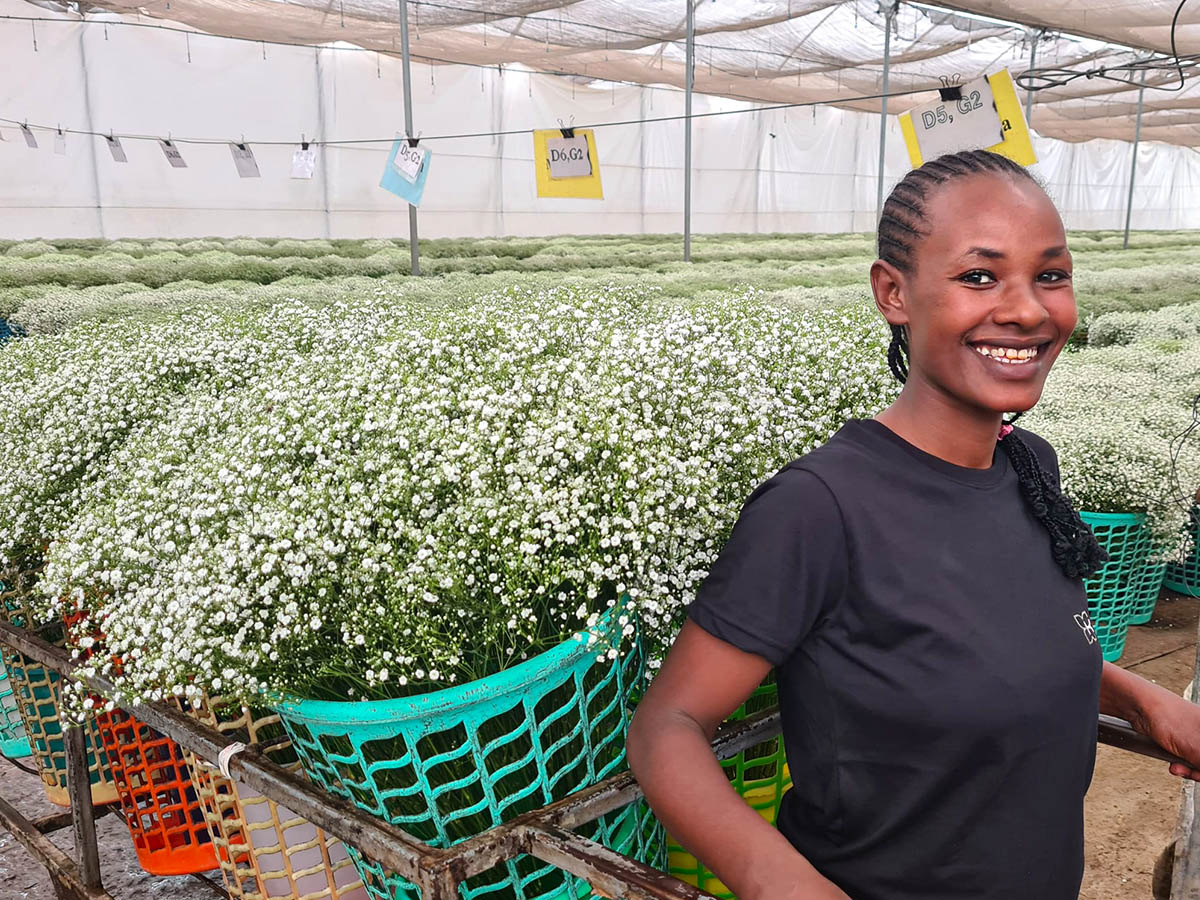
[1128,555,1168,626]
[1165,507,1200,598]
[274,609,661,900]
[0,658,32,759]
[1079,511,1158,660]
[667,678,789,900]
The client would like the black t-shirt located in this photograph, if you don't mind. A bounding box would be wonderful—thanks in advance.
[688,419,1103,900]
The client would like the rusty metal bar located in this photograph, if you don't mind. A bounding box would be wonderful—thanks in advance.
[520,823,711,900]
[0,791,115,900]
[64,724,102,889]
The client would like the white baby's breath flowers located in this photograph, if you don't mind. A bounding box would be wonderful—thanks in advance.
[15,284,893,709]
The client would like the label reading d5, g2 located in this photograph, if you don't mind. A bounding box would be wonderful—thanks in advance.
[911,75,1004,162]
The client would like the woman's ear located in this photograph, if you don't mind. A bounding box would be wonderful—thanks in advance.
[870,259,908,328]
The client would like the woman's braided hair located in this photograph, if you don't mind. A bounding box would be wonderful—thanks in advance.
[878,149,1107,580]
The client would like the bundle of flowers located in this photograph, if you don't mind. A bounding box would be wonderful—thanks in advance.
[1087,301,1200,348]
[26,285,894,711]
[1025,336,1200,551]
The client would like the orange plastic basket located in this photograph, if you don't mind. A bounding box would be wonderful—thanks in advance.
[96,707,219,876]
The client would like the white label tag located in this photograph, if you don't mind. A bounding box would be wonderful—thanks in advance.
[546,136,592,178]
[230,142,260,178]
[911,77,1003,162]
[392,141,426,183]
[54,132,66,155]
[291,146,316,179]
[21,126,37,149]
[106,136,127,163]
[159,139,187,168]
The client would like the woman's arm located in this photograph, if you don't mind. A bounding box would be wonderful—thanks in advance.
[1100,661,1200,780]
[627,621,850,900]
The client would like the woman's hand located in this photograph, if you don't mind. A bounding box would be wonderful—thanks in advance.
[1141,691,1200,781]
[1100,661,1200,780]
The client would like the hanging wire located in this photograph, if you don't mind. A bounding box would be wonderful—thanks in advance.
[1169,393,1200,514]
[1016,0,1196,93]
[0,83,939,149]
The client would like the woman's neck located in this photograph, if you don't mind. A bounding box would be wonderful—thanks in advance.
[874,386,1004,470]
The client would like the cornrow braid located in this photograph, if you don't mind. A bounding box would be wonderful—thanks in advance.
[878,149,1107,580]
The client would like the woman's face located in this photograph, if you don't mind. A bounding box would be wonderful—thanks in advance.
[881,173,1077,418]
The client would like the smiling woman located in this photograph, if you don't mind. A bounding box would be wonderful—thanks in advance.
[627,149,1200,900]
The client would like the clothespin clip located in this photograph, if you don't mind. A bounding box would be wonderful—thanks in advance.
[236,134,248,151]
[300,132,309,151]
[406,130,422,148]
[938,74,963,102]
[558,116,575,138]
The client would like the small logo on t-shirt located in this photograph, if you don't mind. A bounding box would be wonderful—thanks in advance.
[1074,611,1097,645]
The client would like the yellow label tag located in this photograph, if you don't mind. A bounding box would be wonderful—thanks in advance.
[900,68,1037,169]
[534,128,604,199]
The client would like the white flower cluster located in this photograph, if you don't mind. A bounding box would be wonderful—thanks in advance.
[15,284,893,709]
[1026,317,1200,552]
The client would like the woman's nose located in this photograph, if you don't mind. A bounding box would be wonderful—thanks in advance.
[993,282,1050,329]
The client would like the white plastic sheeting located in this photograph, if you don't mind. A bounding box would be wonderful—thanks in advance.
[2,0,1200,239]
[43,0,1200,146]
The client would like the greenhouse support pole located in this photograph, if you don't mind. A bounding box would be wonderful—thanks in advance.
[1024,29,1040,126]
[1123,71,1147,251]
[684,0,695,262]
[875,2,896,224]
[399,0,421,276]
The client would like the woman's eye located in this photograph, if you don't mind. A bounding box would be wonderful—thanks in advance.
[1038,270,1073,284]
[958,270,997,285]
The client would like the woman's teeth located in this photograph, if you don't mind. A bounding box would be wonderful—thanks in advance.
[973,344,1039,364]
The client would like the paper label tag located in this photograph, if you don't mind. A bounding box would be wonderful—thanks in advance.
[391,141,426,183]
[910,76,1003,162]
[291,146,316,179]
[159,139,187,168]
[230,142,260,178]
[53,132,66,155]
[546,136,593,178]
[21,126,37,149]
[380,136,431,207]
[106,136,127,163]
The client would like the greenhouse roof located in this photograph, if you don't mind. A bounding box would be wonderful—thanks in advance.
[40,0,1200,146]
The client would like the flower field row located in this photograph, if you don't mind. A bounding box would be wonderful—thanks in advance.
[5,232,1200,344]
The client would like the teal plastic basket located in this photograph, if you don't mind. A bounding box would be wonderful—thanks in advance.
[1128,556,1168,626]
[274,609,662,900]
[1165,507,1200,598]
[1079,511,1157,661]
[0,658,31,759]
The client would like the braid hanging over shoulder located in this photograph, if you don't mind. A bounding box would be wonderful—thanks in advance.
[998,427,1108,580]
[878,149,1107,580]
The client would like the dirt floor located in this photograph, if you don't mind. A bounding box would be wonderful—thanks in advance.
[2,592,1198,900]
